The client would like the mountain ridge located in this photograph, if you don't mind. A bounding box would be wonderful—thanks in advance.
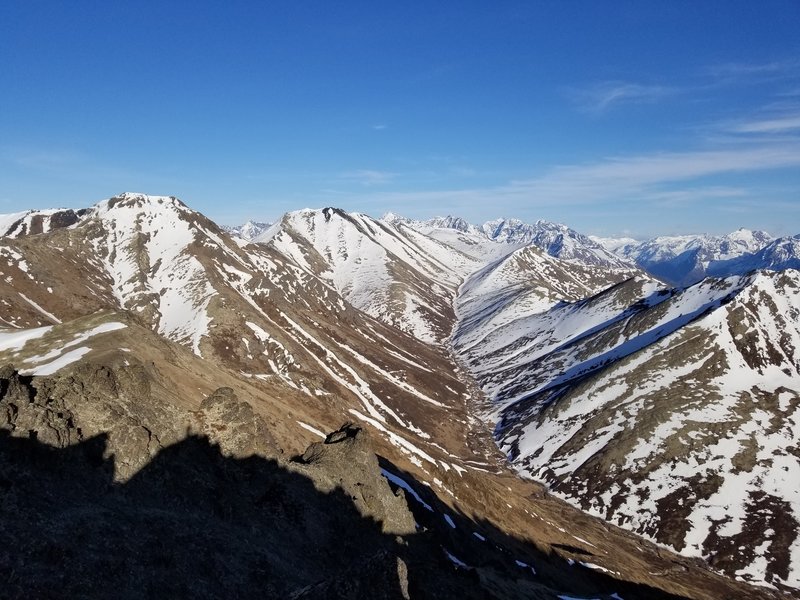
[1,193,798,597]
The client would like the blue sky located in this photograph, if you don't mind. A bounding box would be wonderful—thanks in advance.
[1,1,799,238]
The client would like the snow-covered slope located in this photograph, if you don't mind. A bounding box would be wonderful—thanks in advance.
[616,229,775,285]
[452,242,648,413]
[467,270,800,590]
[261,207,481,343]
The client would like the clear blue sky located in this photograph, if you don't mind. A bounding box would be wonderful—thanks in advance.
[2,1,799,238]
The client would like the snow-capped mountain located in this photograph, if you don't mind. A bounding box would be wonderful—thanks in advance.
[477,218,634,269]
[610,228,775,285]
[708,235,800,278]
[382,213,480,235]
[2,194,481,427]
[589,235,640,254]
[393,214,635,270]
[224,219,273,241]
[1,193,797,598]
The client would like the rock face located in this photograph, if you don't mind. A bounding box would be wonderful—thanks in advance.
[0,207,89,237]
[0,362,183,480]
[0,362,416,598]
[195,386,277,458]
[0,432,415,599]
[293,423,416,535]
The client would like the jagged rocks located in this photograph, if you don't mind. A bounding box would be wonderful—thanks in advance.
[195,386,277,458]
[0,362,186,480]
[293,423,417,536]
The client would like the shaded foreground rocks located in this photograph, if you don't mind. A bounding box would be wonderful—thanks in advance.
[0,366,764,599]
[0,366,469,598]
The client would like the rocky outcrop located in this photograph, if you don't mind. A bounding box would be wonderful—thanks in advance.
[293,423,417,535]
[0,362,184,480]
[194,386,277,458]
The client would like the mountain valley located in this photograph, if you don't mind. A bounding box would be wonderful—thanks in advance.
[1,194,798,599]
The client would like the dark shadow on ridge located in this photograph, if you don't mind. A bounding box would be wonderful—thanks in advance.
[0,430,421,599]
[0,428,768,600]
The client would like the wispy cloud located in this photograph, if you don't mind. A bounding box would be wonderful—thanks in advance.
[339,169,396,186]
[573,59,800,115]
[728,112,800,134]
[705,59,800,84]
[371,124,388,131]
[356,142,800,216]
[572,81,674,112]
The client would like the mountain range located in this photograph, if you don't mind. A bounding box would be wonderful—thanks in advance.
[1,193,798,598]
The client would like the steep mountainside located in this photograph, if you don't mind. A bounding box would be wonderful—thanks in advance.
[465,269,800,592]
[258,207,481,343]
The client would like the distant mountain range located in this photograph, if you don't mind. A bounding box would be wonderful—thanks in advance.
[381,212,799,286]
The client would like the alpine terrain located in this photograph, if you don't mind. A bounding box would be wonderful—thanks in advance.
[1,194,797,599]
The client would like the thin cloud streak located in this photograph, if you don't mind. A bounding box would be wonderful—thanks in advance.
[572,81,674,112]
[359,143,800,212]
[573,59,800,115]
[730,113,800,134]
[704,59,800,84]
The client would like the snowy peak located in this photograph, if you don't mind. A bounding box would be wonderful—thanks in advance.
[589,235,640,254]
[760,234,800,265]
[383,213,635,270]
[479,218,635,269]
[424,215,478,233]
[224,219,273,241]
[382,212,484,237]
[718,227,773,254]
[709,234,800,278]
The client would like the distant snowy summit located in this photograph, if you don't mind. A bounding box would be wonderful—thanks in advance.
[591,228,786,285]
[223,219,273,241]
[707,234,800,278]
